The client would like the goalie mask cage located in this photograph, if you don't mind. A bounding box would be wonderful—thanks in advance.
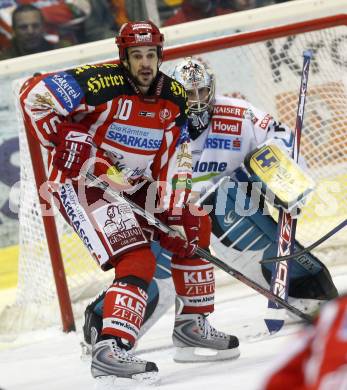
[2,14,346,336]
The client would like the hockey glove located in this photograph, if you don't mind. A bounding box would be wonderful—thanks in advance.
[51,122,93,179]
[159,206,200,258]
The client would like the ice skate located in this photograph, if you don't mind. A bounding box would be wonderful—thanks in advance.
[172,299,240,362]
[91,337,159,385]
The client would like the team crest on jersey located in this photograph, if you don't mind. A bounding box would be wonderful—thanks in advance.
[31,92,56,120]
[159,108,171,122]
[212,118,242,135]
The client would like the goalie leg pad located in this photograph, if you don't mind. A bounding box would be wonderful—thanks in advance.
[205,177,338,301]
[262,261,338,300]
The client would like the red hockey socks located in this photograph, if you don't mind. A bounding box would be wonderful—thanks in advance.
[171,256,215,314]
[102,281,148,346]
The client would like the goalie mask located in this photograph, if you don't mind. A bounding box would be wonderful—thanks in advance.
[172,57,215,140]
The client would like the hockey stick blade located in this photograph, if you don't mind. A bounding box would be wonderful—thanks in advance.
[260,218,347,264]
[83,171,313,324]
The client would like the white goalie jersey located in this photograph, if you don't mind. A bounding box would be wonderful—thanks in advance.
[190,95,294,194]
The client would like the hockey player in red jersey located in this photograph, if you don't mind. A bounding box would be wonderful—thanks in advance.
[79,55,338,381]
[260,294,347,390]
[19,22,240,384]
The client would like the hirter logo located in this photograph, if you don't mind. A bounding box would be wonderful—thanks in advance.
[212,119,241,135]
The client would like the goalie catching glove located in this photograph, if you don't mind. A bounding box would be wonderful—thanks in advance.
[159,206,200,258]
[50,122,93,179]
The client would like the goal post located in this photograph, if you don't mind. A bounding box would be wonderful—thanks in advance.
[2,14,346,337]
[24,120,76,333]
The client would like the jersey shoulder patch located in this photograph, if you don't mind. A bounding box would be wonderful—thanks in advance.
[42,70,84,113]
[67,63,130,106]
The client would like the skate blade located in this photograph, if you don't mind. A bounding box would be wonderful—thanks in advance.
[94,372,160,389]
[173,346,240,363]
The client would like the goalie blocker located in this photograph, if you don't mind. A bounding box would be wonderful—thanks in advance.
[82,175,337,348]
[242,141,315,213]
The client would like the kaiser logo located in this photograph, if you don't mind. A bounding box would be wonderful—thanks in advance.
[212,119,241,135]
[159,108,171,122]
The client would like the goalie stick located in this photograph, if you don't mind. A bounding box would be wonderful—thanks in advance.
[260,218,347,264]
[84,171,313,323]
[265,50,312,334]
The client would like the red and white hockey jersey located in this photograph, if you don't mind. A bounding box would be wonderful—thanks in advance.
[260,295,347,390]
[19,63,192,207]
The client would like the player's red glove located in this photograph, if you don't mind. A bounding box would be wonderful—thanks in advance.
[159,206,200,257]
[50,122,93,179]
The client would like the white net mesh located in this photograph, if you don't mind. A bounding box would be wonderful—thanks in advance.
[1,21,346,336]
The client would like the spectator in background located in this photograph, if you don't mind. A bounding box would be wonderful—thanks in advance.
[82,0,116,42]
[110,0,129,29]
[0,1,91,49]
[0,4,70,60]
[19,0,90,43]
[82,0,154,43]
[157,0,183,24]
[163,0,234,26]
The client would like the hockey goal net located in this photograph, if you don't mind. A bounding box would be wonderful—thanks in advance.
[1,14,346,336]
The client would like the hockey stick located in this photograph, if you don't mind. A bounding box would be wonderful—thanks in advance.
[265,50,312,333]
[260,218,347,264]
[83,171,313,323]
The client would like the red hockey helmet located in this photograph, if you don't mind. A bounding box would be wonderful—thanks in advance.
[116,21,164,61]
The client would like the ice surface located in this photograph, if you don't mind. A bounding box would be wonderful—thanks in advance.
[1,266,346,390]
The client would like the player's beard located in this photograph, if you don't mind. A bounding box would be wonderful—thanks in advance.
[134,68,157,88]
